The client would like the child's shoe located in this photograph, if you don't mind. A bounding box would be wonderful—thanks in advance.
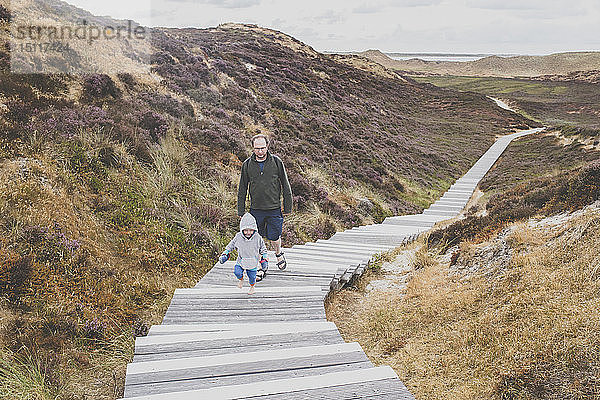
[237,279,243,289]
[248,285,255,295]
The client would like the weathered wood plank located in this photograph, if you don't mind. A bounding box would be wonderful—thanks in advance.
[241,378,414,399]
[124,362,373,398]
[167,297,326,310]
[161,312,327,324]
[122,366,399,399]
[147,321,336,336]
[132,330,345,362]
[126,343,368,386]
[164,306,325,319]
[173,288,327,299]
[138,324,338,350]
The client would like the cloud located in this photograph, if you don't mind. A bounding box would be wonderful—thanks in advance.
[465,0,589,19]
[353,0,442,14]
[353,4,385,14]
[165,0,261,8]
[352,1,389,14]
[311,9,345,25]
[388,0,443,7]
[465,0,546,10]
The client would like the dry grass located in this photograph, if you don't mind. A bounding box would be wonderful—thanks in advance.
[327,207,600,400]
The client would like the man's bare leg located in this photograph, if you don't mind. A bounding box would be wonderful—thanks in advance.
[273,237,286,270]
[273,237,281,255]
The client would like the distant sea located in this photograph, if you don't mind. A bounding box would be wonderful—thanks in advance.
[385,53,518,62]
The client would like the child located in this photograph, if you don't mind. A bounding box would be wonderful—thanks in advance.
[219,213,268,295]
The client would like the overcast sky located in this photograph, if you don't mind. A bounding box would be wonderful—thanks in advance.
[65,0,600,54]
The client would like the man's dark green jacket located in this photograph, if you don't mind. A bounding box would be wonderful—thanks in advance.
[237,152,293,216]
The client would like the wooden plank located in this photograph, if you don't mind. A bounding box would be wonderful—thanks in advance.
[291,244,369,256]
[124,362,373,398]
[194,278,334,288]
[237,378,415,399]
[175,287,325,296]
[166,301,324,313]
[135,327,337,358]
[315,240,395,251]
[161,312,327,324]
[167,297,326,309]
[148,321,336,335]
[266,251,368,265]
[203,266,336,278]
[281,252,370,265]
[125,352,369,395]
[170,291,326,301]
[132,330,345,362]
[122,366,399,399]
[127,343,367,384]
[164,307,325,319]
[208,266,337,278]
[197,273,334,284]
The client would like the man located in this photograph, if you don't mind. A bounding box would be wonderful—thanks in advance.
[238,133,292,279]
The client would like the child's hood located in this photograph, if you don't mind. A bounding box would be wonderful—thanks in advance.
[239,213,258,236]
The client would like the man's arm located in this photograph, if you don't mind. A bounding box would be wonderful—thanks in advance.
[277,158,293,214]
[237,161,249,217]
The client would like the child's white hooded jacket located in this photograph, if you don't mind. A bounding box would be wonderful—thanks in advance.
[224,213,267,270]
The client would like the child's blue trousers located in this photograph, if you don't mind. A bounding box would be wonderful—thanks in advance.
[234,264,257,285]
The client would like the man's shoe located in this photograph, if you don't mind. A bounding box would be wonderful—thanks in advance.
[275,252,287,270]
[256,269,266,282]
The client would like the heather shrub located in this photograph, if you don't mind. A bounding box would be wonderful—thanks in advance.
[186,87,222,106]
[117,72,136,88]
[82,74,121,100]
[190,121,247,159]
[136,110,168,142]
[0,251,34,303]
[24,74,68,94]
[31,105,115,139]
[154,60,212,91]
[545,159,600,212]
[0,74,36,100]
[0,4,11,23]
[21,224,82,265]
[0,50,9,73]
[139,92,194,119]
[287,172,327,211]
[5,100,33,124]
[310,217,337,240]
[114,124,153,162]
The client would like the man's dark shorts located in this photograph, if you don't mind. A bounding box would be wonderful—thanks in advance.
[250,208,283,241]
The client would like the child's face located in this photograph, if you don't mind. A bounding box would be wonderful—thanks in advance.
[243,229,255,238]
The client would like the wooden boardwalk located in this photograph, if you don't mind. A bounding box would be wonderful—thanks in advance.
[122,128,543,399]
